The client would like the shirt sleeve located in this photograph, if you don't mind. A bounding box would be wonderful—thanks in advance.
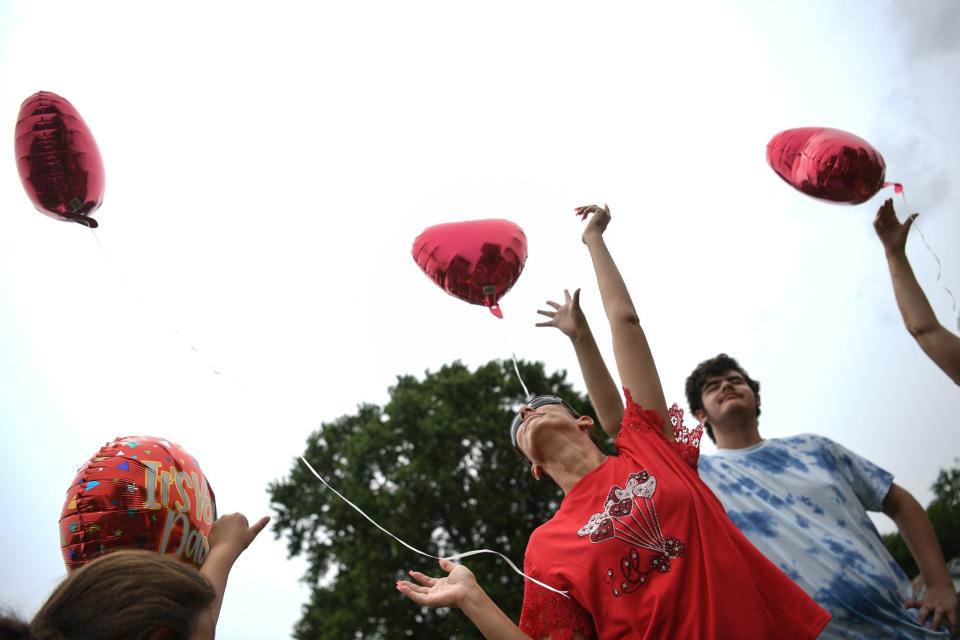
[821,437,894,511]
[620,389,702,469]
[518,554,595,640]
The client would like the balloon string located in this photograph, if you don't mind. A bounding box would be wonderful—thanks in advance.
[87,227,228,377]
[298,456,569,598]
[511,352,532,400]
[890,188,960,332]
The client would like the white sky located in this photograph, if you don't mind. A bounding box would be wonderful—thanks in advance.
[1,1,958,637]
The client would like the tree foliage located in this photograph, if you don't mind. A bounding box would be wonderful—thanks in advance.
[269,359,600,639]
[883,462,960,579]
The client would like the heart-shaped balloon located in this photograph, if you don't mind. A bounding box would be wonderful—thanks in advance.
[766,127,886,205]
[15,91,105,227]
[412,219,528,318]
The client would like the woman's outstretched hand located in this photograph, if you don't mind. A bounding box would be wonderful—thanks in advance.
[874,197,917,256]
[396,558,478,609]
[537,288,586,340]
[575,204,611,244]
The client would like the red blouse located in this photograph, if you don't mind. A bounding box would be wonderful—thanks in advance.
[518,391,831,639]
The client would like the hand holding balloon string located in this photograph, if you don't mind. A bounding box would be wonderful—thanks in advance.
[875,192,959,331]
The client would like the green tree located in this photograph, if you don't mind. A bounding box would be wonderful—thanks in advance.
[269,359,601,639]
[883,463,960,578]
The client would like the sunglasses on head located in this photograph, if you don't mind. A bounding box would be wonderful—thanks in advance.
[509,395,579,448]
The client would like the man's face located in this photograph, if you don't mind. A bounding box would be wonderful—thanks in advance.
[697,369,759,425]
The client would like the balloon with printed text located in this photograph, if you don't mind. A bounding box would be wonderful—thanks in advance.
[59,435,217,571]
[766,127,887,205]
[412,219,528,318]
[15,91,105,228]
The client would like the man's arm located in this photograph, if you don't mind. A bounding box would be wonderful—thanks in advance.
[874,199,960,384]
[536,288,625,439]
[882,483,957,633]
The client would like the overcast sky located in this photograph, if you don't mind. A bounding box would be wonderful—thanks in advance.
[1,1,958,637]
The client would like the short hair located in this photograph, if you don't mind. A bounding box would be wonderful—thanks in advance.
[685,353,761,443]
[15,550,215,640]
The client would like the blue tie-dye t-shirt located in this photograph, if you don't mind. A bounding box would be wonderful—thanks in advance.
[698,434,949,639]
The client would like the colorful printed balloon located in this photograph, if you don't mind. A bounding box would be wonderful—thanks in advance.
[15,91,105,227]
[412,219,528,318]
[60,436,216,571]
[766,127,886,204]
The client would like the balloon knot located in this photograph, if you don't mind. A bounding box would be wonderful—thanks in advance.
[66,214,98,228]
[489,304,504,319]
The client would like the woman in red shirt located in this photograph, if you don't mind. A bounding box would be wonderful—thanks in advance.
[397,205,830,639]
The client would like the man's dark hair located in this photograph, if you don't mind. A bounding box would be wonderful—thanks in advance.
[685,353,761,443]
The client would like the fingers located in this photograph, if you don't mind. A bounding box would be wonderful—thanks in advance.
[397,579,428,594]
[947,606,957,632]
[536,309,556,318]
[408,570,437,587]
[439,557,457,573]
[930,608,943,631]
[918,604,931,626]
[563,289,572,303]
[572,288,581,307]
[248,516,270,541]
[905,212,919,230]
[395,581,429,605]
[874,198,894,224]
[547,300,561,309]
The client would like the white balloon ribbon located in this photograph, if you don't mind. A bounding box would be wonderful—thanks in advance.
[298,456,570,598]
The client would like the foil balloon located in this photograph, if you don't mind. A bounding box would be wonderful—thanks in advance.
[15,91,105,227]
[412,219,528,318]
[60,435,216,571]
[766,127,886,205]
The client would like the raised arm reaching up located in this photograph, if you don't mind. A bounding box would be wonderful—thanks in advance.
[576,204,670,438]
[874,198,960,384]
[536,288,625,439]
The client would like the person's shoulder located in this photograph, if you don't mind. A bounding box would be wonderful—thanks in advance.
[774,433,835,450]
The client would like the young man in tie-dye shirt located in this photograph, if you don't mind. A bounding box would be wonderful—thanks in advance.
[687,353,956,639]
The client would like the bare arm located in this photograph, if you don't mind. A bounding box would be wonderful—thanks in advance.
[875,199,960,384]
[882,484,957,633]
[577,205,670,437]
[536,288,625,439]
[397,559,531,640]
[198,513,270,637]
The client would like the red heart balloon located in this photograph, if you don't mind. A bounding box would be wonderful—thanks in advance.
[15,91,105,227]
[412,219,528,318]
[59,435,216,571]
[766,127,886,205]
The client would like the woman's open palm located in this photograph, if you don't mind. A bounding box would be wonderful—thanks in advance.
[396,558,477,609]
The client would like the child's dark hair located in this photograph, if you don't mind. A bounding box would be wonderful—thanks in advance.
[685,353,761,443]
[0,550,215,640]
